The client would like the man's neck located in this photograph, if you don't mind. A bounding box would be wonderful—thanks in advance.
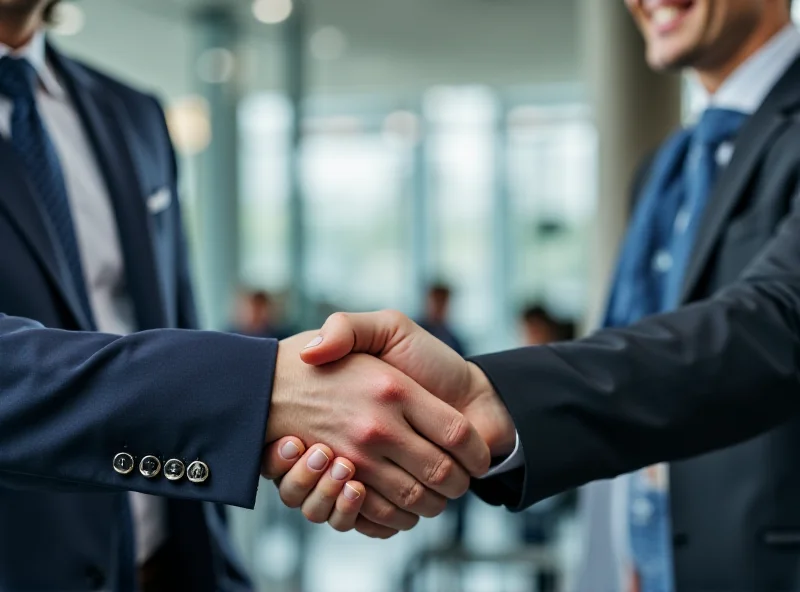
[0,11,43,50]
[695,18,791,93]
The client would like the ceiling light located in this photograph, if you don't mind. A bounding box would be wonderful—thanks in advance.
[196,48,236,84]
[50,2,85,37]
[166,96,212,156]
[252,0,293,25]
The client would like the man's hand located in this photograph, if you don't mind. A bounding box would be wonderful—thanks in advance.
[262,437,370,535]
[264,331,492,533]
[300,312,517,457]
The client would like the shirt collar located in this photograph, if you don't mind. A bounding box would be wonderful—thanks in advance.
[689,24,800,118]
[0,30,66,100]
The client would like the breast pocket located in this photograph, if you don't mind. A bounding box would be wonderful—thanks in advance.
[146,187,172,217]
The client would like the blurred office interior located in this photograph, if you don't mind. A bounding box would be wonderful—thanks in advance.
[48,1,800,590]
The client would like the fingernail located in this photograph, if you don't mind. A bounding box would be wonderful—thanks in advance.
[303,335,323,350]
[344,484,361,500]
[279,441,301,460]
[307,448,330,471]
[331,462,351,481]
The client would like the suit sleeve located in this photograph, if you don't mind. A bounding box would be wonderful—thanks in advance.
[470,192,800,511]
[0,316,277,509]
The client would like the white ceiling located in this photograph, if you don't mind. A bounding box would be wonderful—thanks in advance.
[55,0,581,99]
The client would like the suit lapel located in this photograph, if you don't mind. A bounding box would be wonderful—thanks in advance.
[680,57,800,303]
[50,49,167,330]
[0,122,95,330]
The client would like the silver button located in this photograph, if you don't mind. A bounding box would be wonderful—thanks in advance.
[652,250,673,273]
[716,142,734,167]
[113,452,134,475]
[139,455,161,479]
[164,459,185,482]
[630,496,654,526]
[187,460,210,484]
[674,207,690,235]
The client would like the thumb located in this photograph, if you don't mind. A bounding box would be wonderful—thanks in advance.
[299,310,412,366]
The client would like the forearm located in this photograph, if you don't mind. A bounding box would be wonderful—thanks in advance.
[471,195,800,510]
[0,315,276,508]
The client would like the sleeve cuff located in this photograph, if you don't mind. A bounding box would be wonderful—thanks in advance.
[479,431,524,479]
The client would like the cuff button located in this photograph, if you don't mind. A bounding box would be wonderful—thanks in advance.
[164,459,185,481]
[187,460,209,484]
[139,455,161,478]
[113,452,134,475]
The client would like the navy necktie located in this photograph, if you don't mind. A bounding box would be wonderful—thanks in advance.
[0,56,95,326]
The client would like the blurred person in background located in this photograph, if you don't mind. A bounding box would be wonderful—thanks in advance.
[417,282,470,548]
[417,282,466,357]
[231,289,291,340]
[520,303,576,346]
[577,1,800,591]
[518,304,577,592]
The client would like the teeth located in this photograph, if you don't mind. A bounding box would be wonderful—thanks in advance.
[652,6,682,26]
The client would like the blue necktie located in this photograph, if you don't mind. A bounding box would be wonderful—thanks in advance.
[624,107,747,592]
[663,107,749,308]
[0,56,95,327]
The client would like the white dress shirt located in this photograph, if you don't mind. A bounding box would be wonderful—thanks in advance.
[0,32,166,565]
[693,23,800,117]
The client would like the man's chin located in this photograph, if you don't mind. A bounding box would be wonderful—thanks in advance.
[646,46,696,72]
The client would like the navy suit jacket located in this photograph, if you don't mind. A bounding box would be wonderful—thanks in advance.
[0,46,277,590]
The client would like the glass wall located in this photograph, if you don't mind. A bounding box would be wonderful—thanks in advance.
[238,86,596,351]
[234,85,596,591]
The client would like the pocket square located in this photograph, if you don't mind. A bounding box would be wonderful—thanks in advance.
[146,188,172,214]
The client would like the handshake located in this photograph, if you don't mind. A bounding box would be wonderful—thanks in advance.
[261,310,518,539]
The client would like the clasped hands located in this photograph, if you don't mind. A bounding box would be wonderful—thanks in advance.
[262,310,517,539]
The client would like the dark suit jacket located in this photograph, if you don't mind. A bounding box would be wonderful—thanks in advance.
[473,57,800,591]
[0,47,277,591]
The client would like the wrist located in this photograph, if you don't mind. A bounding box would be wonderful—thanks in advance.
[465,362,517,458]
[265,336,308,443]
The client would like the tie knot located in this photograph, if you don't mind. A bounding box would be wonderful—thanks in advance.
[693,107,748,148]
[0,56,37,103]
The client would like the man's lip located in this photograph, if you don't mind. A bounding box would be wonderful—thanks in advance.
[644,1,695,35]
[642,0,694,12]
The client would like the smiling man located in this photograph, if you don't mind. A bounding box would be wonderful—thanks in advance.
[587,1,800,591]
[571,1,800,591]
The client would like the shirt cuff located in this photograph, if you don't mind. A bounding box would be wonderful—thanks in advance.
[478,431,524,479]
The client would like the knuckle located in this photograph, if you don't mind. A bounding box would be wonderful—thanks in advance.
[425,454,455,488]
[302,507,326,524]
[330,522,350,533]
[382,309,409,329]
[279,489,302,509]
[373,372,404,404]
[327,311,350,327]
[354,420,389,446]
[398,514,420,532]
[399,480,427,510]
[372,502,398,525]
[317,488,337,503]
[443,414,472,449]
[428,496,447,518]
